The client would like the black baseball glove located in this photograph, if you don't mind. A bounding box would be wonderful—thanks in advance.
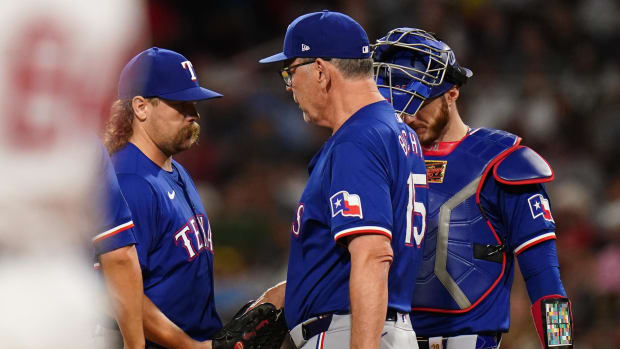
[212,302,288,349]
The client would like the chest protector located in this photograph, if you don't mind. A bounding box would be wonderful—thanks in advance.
[412,128,520,313]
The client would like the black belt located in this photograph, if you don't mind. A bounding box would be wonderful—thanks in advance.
[416,333,502,349]
[302,309,399,341]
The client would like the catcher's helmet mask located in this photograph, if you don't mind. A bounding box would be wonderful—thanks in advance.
[372,27,472,118]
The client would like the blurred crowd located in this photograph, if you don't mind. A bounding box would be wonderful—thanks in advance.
[135,0,620,348]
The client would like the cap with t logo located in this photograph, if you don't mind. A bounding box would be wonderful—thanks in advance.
[118,47,222,101]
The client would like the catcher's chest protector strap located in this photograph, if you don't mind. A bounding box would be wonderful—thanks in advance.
[531,295,573,348]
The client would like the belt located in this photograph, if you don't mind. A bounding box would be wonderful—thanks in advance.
[300,308,399,342]
[417,337,447,349]
[417,333,502,349]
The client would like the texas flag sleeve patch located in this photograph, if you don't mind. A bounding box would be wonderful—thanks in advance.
[330,190,363,219]
[528,194,554,222]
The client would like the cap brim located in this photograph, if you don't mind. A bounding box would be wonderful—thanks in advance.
[159,86,223,101]
[259,52,289,64]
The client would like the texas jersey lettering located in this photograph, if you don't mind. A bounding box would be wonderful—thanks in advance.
[174,214,214,260]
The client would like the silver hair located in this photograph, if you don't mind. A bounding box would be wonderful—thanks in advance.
[331,58,374,78]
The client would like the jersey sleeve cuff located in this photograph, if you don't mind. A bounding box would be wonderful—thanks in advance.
[93,221,137,256]
[93,220,134,244]
[333,226,392,242]
[514,232,556,256]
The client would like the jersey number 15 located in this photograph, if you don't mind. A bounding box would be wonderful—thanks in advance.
[405,173,426,247]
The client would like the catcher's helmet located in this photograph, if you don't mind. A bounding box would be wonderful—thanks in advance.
[372,27,472,117]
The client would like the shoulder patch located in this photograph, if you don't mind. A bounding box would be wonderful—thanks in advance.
[330,191,363,219]
[493,146,553,185]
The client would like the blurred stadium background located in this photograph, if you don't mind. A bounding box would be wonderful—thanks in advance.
[109,0,619,348]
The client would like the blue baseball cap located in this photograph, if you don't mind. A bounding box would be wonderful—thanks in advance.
[118,47,222,101]
[259,10,371,63]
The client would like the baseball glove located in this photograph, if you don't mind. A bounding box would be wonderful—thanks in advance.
[212,302,288,349]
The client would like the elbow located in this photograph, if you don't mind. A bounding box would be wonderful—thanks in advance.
[376,242,394,265]
[348,234,394,266]
[100,245,139,268]
[368,235,393,265]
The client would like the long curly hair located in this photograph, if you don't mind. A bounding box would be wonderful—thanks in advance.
[103,99,134,154]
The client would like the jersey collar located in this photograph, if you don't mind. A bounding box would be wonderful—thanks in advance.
[422,127,472,156]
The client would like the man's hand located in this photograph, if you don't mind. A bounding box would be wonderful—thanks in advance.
[249,281,286,311]
[143,296,205,349]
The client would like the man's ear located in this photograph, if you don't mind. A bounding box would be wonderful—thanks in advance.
[132,96,149,121]
[315,58,331,88]
[446,86,460,103]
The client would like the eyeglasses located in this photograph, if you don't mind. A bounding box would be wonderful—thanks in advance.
[279,60,317,87]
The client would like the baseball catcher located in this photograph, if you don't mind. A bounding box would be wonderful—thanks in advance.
[372,27,573,349]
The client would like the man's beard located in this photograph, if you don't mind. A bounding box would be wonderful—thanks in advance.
[161,122,200,157]
[418,97,449,146]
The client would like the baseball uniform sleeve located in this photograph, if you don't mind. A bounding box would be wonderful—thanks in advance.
[93,147,136,256]
[116,173,159,271]
[329,141,393,242]
[518,240,566,302]
[496,182,557,255]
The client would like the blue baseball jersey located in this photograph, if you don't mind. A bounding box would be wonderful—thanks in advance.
[285,101,428,329]
[93,143,136,258]
[411,128,563,336]
[111,143,221,341]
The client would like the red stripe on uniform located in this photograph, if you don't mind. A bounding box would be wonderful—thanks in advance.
[514,234,557,256]
[93,221,134,244]
[334,229,392,242]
